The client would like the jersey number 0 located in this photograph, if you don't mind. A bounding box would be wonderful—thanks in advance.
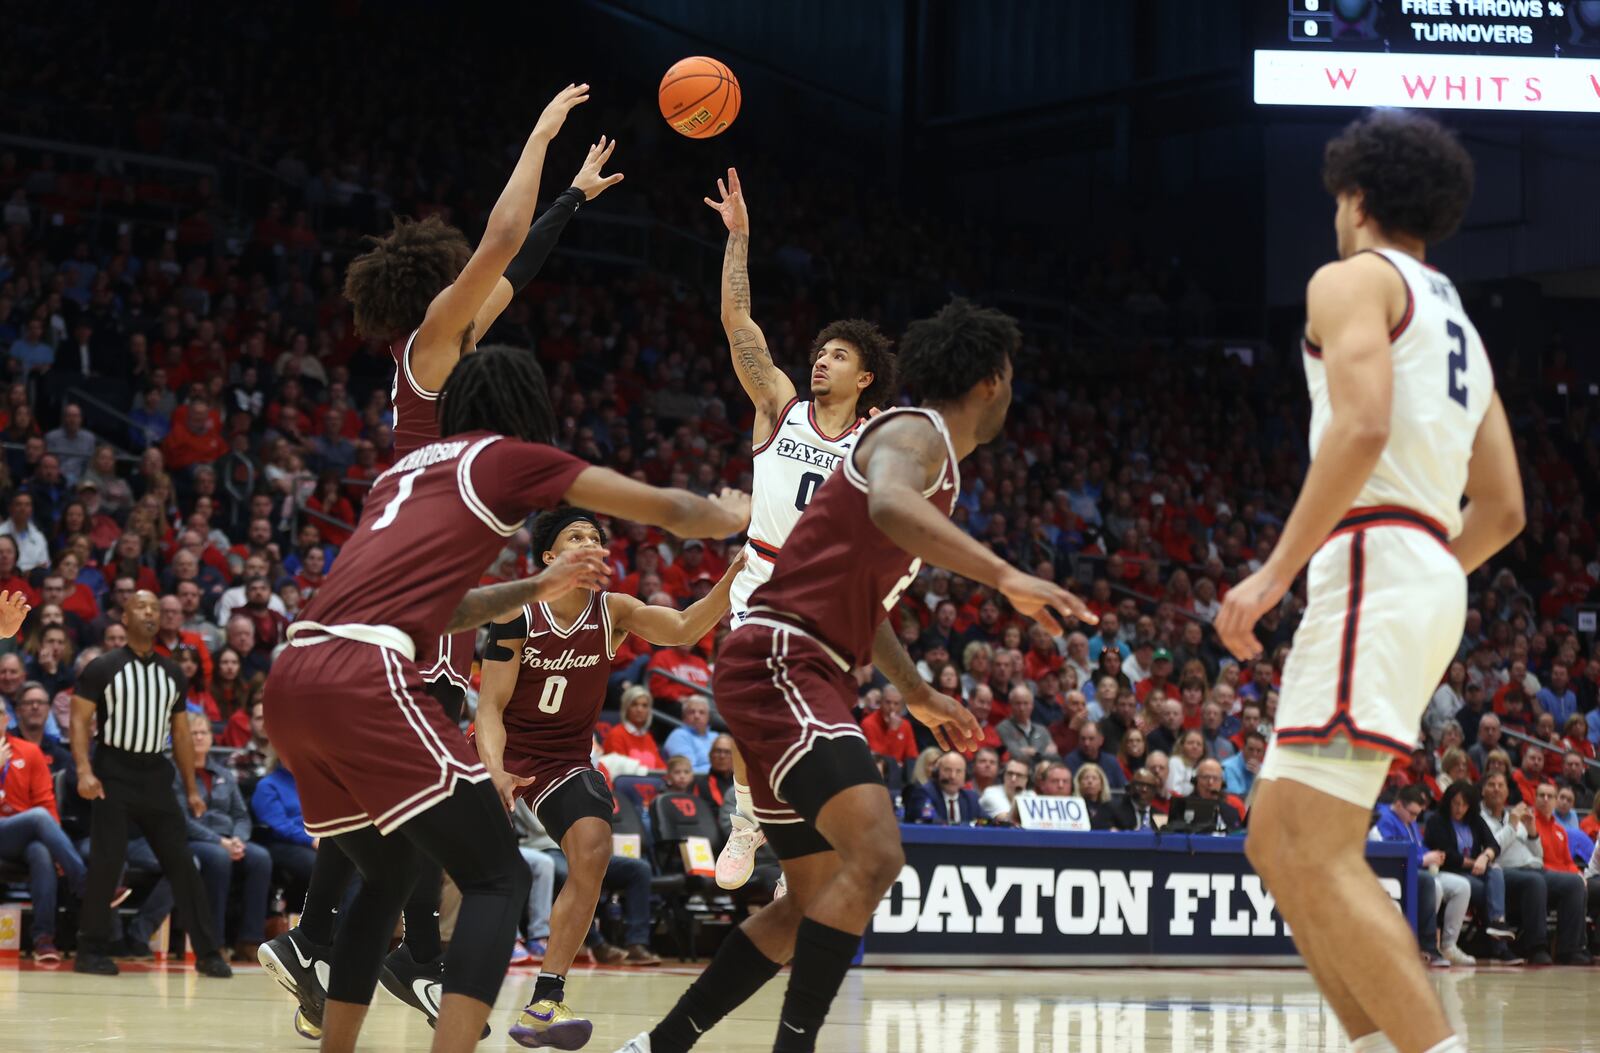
[795,471,824,511]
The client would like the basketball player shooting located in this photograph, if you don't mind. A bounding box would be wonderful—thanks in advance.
[474,510,743,1050]
[261,82,625,1040]
[614,299,1094,1053]
[1216,111,1524,1053]
[700,167,898,892]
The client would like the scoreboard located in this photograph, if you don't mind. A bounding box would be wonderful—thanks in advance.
[1254,0,1600,112]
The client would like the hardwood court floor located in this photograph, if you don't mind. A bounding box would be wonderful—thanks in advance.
[3,959,1598,1052]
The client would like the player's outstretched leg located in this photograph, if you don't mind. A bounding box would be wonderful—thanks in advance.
[1247,771,1464,1053]
[511,815,611,1050]
[258,839,358,1039]
[613,852,841,1053]
[399,779,532,1053]
[715,747,765,890]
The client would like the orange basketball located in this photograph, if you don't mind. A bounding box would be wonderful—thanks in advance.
[659,56,740,139]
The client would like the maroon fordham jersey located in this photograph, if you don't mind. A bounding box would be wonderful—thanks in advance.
[389,328,473,688]
[390,329,440,458]
[501,592,618,763]
[296,431,586,651]
[747,408,958,668]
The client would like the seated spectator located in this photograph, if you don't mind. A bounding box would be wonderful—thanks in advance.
[1372,784,1468,967]
[1529,782,1593,964]
[1145,696,1186,758]
[1062,722,1127,790]
[1536,661,1578,726]
[153,593,213,685]
[979,757,1030,821]
[0,537,38,607]
[1073,762,1113,813]
[0,492,48,572]
[7,680,71,770]
[1436,746,1471,799]
[644,639,711,705]
[238,576,288,659]
[662,695,714,774]
[0,729,86,963]
[1145,751,1173,815]
[1007,762,1074,824]
[1222,730,1267,798]
[1423,782,1520,963]
[1553,785,1582,835]
[1043,689,1082,757]
[225,617,271,681]
[601,686,665,770]
[1115,727,1147,783]
[1094,767,1161,831]
[970,747,1000,797]
[1022,624,1063,683]
[861,685,918,766]
[250,751,316,890]
[162,395,227,472]
[1168,758,1242,833]
[1097,690,1139,755]
[1480,772,1579,966]
[1199,700,1236,761]
[1166,729,1207,797]
[963,686,1002,753]
[1513,744,1548,805]
[172,713,271,961]
[995,685,1054,767]
[216,554,285,625]
[173,645,219,721]
[662,755,696,793]
[24,623,76,700]
[905,751,982,825]
[693,734,736,809]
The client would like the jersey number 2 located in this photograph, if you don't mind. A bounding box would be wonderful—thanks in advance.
[1446,321,1468,409]
[795,472,824,511]
[538,675,567,714]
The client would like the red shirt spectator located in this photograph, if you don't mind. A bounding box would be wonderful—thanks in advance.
[163,398,228,470]
[0,735,58,821]
[645,646,711,705]
[861,706,918,764]
[1534,807,1580,873]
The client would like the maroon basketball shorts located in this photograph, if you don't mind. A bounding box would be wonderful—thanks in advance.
[713,622,880,858]
[267,636,488,837]
[469,734,615,844]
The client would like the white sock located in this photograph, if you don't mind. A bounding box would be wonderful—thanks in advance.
[1350,1035,1398,1053]
[1420,1038,1467,1053]
[733,780,754,823]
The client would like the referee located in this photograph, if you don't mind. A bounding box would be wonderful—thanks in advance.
[69,589,232,978]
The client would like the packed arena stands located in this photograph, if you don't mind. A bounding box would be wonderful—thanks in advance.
[1,3,1597,971]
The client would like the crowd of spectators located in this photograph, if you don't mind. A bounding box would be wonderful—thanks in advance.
[2,5,1599,966]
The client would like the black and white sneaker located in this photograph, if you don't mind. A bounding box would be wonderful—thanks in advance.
[379,945,490,1038]
[258,929,330,1032]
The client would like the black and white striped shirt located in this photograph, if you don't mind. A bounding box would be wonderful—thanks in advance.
[76,646,188,754]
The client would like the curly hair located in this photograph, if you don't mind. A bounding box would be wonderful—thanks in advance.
[1322,110,1474,244]
[342,214,472,340]
[808,319,897,412]
[897,298,1019,405]
[438,344,556,444]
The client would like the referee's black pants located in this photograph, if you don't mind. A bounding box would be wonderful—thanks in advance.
[78,747,219,956]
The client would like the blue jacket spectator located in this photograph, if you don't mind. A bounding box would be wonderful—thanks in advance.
[1222,751,1256,797]
[904,779,983,825]
[251,764,313,847]
[662,696,715,774]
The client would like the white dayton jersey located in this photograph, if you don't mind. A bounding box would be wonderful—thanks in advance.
[729,396,864,620]
[1270,249,1492,787]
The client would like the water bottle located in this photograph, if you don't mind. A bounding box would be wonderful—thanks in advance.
[918,798,936,823]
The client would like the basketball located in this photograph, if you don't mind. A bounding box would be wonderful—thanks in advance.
[658,55,740,138]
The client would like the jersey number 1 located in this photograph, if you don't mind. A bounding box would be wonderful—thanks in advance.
[371,467,426,531]
[1446,320,1468,409]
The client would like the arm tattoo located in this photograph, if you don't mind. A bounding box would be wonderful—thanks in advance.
[873,620,924,696]
[445,578,544,633]
[731,327,773,391]
[726,231,751,313]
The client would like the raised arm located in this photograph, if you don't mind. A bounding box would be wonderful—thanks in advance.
[1215,255,1398,660]
[862,416,1092,634]
[412,84,590,386]
[1450,392,1524,574]
[562,466,750,543]
[607,552,745,646]
[469,136,626,339]
[704,168,795,435]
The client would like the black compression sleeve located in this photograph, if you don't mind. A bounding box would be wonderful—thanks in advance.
[503,187,585,292]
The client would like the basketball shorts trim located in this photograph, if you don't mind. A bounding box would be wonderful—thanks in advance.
[1273,516,1464,762]
[1258,742,1390,809]
[532,767,615,844]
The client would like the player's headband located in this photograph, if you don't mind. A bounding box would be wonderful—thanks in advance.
[535,508,607,557]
